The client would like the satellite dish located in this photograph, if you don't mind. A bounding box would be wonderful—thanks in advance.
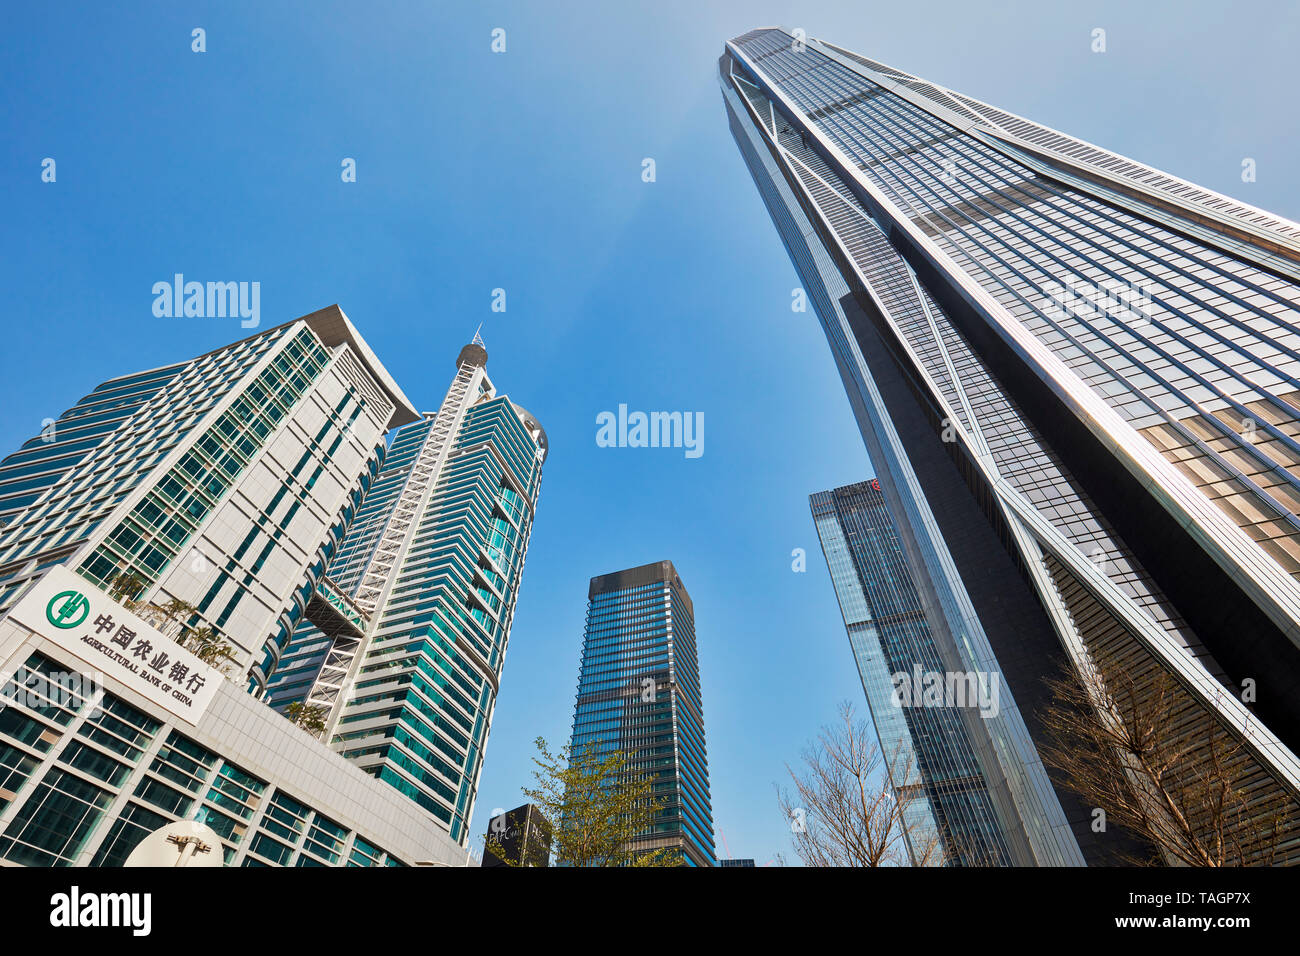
[124,819,224,868]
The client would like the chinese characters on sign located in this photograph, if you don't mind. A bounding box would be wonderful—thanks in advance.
[82,611,210,706]
[6,565,221,725]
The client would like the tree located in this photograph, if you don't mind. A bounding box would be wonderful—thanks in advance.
[482,835,521,868]
[497,736,681,867]
[284,702,328,737]
[135,597,197,639]
[777,701,942,867]
[104,573,240,680]
[107,570,149,608]
[1039,659,1293,866]
[182,626,238,673]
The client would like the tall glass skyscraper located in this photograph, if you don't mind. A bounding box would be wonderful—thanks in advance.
[723,27,1300,864]
[812,480,1011,866]
[0,306,469,867]
[267,334,548,846]
[568,560,715,866]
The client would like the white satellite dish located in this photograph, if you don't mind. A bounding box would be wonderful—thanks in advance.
[124,819,225,868]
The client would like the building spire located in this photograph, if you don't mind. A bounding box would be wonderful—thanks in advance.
[457,326,489,369]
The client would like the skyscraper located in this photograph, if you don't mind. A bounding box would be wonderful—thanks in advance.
[268,334,548,847]
[0,306,467,867]
[0,368,181,529]
[723,27,1300,864]
[812,479,1012,866]
[568,560,715,866]
[0,304,412,685]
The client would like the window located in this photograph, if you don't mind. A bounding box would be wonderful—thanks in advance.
[0,768,113,866]
[89,802,169,867]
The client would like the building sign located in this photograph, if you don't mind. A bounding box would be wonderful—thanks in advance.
[7,565,220,726]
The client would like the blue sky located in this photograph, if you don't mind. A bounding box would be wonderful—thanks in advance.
[3,1,1298,864]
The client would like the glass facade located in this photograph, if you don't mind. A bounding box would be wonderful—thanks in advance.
[568,560,715,867]
[271,338,548,846]
[0,330,283,590]
[0,652,410,867]
[722,27,1300,864]
[0,309,406,687]
[0,307,469,867]
[77,327,330,593]
[0,366,182,526]
[812,481,1011,866]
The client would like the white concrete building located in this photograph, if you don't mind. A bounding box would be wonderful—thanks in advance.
[0,307,468,867]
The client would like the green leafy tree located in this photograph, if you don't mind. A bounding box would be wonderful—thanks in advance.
[103,573,240,681]
[284,701,329,737]
[107,570,149,608]
[182,626,238,673]
[138,597,198,638]
[498,736,681,867]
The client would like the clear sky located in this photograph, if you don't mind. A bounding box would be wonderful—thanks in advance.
[3,0,1298,865]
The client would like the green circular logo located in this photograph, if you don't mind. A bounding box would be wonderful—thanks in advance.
[46,590,90,630]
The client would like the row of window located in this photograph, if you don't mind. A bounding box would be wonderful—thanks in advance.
[0,651,406,867]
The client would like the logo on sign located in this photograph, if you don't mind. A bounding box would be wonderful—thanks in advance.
[46,590,91,630]
[12,566,221,727]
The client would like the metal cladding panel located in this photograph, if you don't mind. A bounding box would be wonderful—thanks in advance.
[721,28,1300,863]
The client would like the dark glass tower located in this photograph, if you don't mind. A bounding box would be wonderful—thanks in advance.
[812,480,1012,866]
[722,27,1300,865]
[568,560,715,866]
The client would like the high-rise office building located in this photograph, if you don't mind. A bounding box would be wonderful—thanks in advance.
[568,560,715,867]
[0,370,181,529]
[481,803,552,867]
[723,27,1300,864]
[0,307,467,866]
[267,334,548,847]
[718,858,756,867]
[813,479,1011,866]
[0,304,413,692]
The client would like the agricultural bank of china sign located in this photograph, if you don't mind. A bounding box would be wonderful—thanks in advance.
[7,565,220,726]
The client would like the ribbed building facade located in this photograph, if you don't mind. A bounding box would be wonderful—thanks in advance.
[723,27,1300,864]
[568,560,715,866]
[812,480,1011,866]
[0,305,413,681]
[0,306,469,867]
[0,368,182,530]
[268,336,548,846]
